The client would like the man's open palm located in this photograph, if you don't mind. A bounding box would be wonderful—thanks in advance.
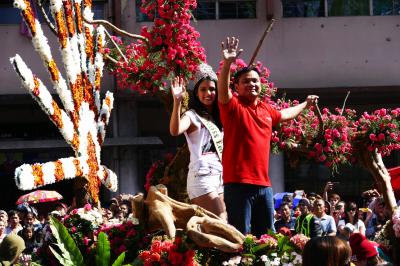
[221,37,243,63]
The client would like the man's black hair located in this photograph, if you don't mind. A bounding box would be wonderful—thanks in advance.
[191,77,222,130]
[233,66,261,84]
[307,192,318,197]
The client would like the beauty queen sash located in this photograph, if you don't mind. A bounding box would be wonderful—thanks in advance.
[194,112,223,161]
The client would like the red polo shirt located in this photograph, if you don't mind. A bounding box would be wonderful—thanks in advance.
[219,95,281,186]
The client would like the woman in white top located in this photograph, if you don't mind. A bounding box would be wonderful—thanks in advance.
[169,64,226,221]
[338,201,366,235]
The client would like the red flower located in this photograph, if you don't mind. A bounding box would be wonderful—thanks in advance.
[150,240,163,253]
[168,251,184,265]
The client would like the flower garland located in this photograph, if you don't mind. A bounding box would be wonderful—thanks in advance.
[105,0,206,94]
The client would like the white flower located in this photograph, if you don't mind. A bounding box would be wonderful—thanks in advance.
[260,255,269,262]
[293,255,302,264]
[271,257,281,266]
[224,256,242,266]
[231,256,242,264]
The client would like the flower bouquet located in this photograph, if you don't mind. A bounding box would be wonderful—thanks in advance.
[63,204,103,253]
[354,108,400,156]
[105,0,205,94]
[99,220,148,262]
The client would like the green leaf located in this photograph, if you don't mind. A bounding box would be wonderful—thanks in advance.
[111,252,126,266]
[277,235,289,252]
[49,245,74,266]
[96,232,111,266]
[251,243,269,253]
[49,216,85,266]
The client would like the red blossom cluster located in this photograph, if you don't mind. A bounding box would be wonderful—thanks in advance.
[138,237,198,266]
[106,0,205,94]
[308,108,356,171]
[355,108,400,156]
[272,105,356,171]
[273,105,400,171]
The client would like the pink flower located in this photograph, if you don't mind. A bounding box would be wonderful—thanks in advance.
[84,203,92,211]
[83,237,90,246]
[377,133,385,142]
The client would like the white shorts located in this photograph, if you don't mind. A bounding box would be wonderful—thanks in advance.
[187,169,224,200]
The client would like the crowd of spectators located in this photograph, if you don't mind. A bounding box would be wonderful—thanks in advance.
[0,193,140,263]
[274,182,396,265]
[0,185,396,265]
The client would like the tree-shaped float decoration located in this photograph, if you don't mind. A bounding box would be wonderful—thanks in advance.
[10,0,118,204]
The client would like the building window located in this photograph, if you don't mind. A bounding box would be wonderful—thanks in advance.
[136,0,256,22]
[328,0,370,16]
[282,0,324,17]
[219,0,257,19]
[193,1,217,20]
[0,0,105,25]
[283,0,400,17]
[373,0,400,15]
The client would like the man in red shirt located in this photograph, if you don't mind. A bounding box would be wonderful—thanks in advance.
[218,37,318,236]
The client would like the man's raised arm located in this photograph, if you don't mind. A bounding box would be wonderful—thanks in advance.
[280,95,319,122]
[218,37,243,104]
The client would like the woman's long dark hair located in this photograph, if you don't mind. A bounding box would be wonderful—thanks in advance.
[191,77,222,130]
[344,201,359,225]
[302,236,351,266]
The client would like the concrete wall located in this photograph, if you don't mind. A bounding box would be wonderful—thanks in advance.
[123,0,400,89]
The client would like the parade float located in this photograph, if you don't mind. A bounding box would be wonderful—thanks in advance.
[9,0,400,264]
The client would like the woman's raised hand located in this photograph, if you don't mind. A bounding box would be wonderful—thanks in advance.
[171,76,186,102]
[221,37,243,63]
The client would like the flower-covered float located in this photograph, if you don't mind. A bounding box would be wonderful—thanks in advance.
[9,0,400,264]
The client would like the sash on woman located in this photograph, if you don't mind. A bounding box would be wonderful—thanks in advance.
[193,111,223,161]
